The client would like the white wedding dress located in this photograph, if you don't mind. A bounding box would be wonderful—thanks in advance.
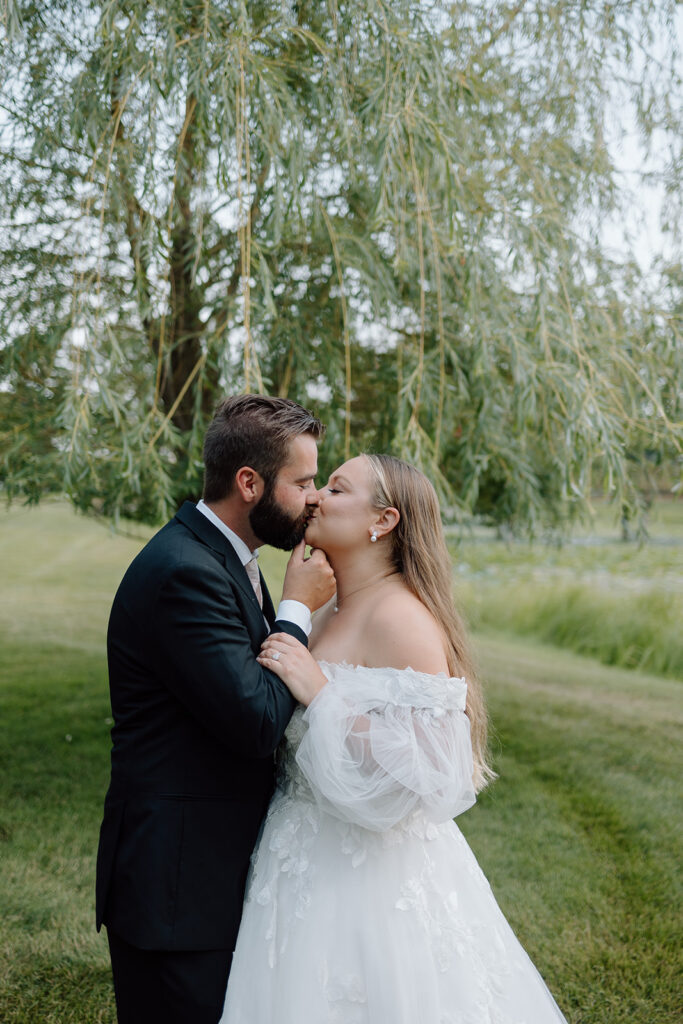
[220,663,567,1023]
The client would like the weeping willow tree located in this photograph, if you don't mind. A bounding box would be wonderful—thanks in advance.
[1,0,681,526]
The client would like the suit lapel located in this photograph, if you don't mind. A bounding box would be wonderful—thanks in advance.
[174,502,269,635]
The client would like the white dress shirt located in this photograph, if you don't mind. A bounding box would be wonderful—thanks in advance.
[195,500,312,636]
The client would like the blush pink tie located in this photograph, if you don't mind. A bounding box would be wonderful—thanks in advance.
[245,556,263,608]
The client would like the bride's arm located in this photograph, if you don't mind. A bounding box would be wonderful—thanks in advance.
[296,670,475,831]
[258,631,475,830]
[257,632,328,706]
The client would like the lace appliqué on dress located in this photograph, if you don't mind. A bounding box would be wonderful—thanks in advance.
[246,708,321,966]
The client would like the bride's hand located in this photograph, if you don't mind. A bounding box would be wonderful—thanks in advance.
[257,633,328,707]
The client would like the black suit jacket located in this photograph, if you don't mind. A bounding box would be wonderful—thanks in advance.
[96,502,299,951]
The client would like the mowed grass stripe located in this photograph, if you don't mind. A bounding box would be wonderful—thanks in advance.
[459,635,682,1022]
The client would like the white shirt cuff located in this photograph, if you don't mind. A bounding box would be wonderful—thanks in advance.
[275,599,312,637]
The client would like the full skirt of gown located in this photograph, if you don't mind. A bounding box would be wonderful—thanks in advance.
[220,663,567,1024]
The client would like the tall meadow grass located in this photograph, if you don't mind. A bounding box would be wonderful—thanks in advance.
[464,583,683,680]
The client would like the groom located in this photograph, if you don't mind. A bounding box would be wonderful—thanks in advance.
[96,394,335,1024]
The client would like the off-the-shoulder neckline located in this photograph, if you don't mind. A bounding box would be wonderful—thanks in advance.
[317,660,466,684]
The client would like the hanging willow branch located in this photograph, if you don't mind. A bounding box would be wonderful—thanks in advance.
[320,202,352,461]
[0,0,680,527]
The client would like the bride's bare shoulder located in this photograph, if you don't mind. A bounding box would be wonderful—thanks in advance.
[363,589,450,674]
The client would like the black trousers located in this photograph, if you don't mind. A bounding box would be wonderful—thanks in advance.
[107,929,232,1024]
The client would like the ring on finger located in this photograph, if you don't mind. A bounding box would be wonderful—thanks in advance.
[271,650,281,661]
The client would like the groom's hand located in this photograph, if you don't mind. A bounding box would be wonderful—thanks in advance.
[281,540,336,612]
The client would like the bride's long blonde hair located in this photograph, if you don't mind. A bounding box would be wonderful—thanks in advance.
[363,454,494,791]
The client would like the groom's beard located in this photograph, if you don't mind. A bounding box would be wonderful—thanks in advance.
[249,483,312,551]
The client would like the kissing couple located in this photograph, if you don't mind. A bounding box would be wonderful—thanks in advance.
[96,394,567,1023]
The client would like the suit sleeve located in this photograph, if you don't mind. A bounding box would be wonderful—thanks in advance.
[151,561,297,757]
[272,617,308,645]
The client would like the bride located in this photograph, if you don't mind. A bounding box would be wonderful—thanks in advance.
[220,454,567,1023]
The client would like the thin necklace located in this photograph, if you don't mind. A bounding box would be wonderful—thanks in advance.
[334,572,401,613]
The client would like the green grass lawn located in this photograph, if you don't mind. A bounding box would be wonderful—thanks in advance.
[1,502,681,1022]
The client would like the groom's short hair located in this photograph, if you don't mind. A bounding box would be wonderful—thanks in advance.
[202,394,325,502]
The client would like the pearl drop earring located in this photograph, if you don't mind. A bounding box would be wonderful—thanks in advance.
[370,530,378,543]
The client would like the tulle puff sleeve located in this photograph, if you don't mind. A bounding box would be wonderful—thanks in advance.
[295,663,476,832]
